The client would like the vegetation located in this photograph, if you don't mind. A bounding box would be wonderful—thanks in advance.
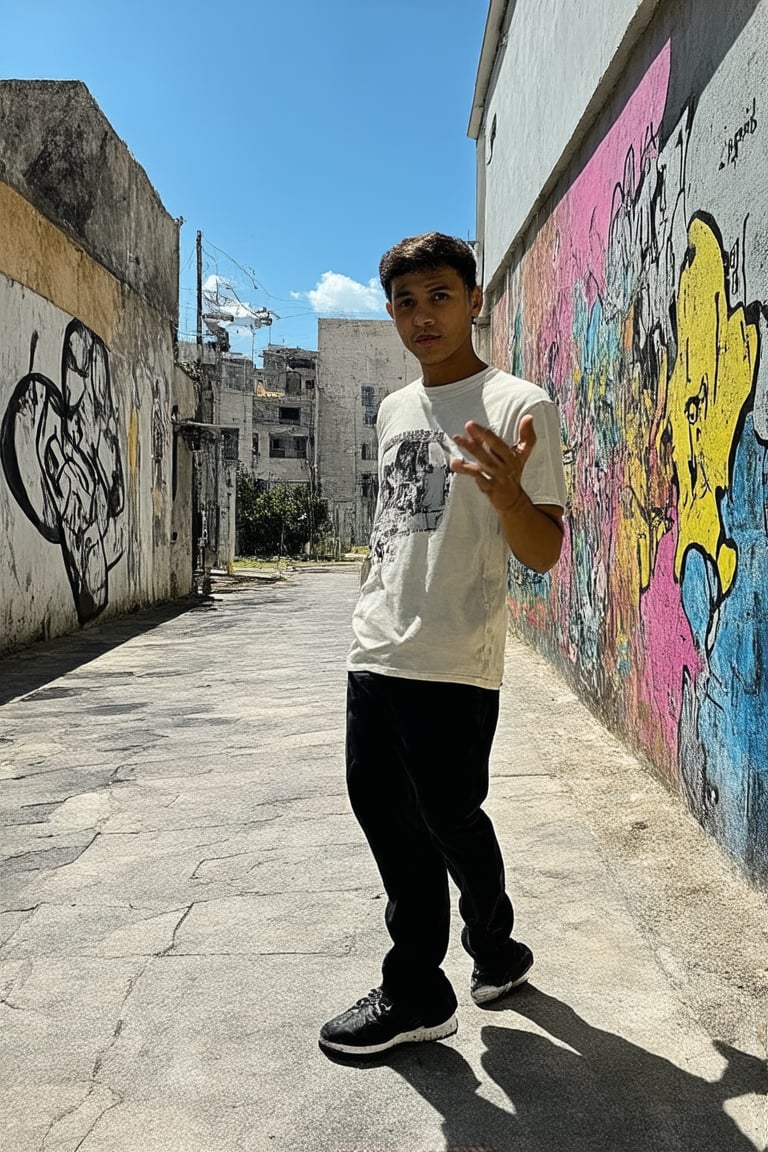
[235,467,330,558]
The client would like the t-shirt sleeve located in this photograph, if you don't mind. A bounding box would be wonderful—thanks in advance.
[520,399,567,509]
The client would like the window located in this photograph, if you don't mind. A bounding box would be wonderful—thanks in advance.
[360,474,378,499]
[221,428,239,463]
[279,406,301,423]
[361,442,377,461]
[252,433,260,457]
[270,435,307,459]
[361,385,377,427]
[305,379,315,390]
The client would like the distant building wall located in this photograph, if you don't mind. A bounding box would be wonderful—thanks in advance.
[218,358,253,468]
[0,81,194,655]
[473,0,768,886]
[317,319,419,547]
[252,346,317,489]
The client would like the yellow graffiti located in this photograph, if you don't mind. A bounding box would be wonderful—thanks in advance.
[665,217,757,594]
[616,343,671,601]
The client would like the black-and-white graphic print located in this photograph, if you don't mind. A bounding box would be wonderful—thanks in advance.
[370,429,454,561]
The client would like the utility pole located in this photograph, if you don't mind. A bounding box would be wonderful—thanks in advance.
[196,230,203,356]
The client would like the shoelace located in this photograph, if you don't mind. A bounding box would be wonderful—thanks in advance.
[356,988,391,1019]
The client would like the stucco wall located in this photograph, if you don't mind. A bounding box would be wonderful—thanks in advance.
[0,82,194,655]
[478,0,768,885]
[475,0,661,287]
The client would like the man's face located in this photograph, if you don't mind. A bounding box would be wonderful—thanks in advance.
[386,265,482,373]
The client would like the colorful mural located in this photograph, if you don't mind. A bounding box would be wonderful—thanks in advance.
[499,39,768,882]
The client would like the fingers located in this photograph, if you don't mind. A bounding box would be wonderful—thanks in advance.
[449,456,489,479]
[453,424,509,474]
[461,421,509,461]
[453,418,537,474]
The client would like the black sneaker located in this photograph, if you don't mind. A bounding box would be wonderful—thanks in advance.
[319,987,458,1057]
[470,940,534,1005]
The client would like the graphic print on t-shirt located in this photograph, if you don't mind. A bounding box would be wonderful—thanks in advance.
[370,429,454,562]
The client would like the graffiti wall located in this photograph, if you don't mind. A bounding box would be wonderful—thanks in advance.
[491,5,768,883]
[0,83,195,655]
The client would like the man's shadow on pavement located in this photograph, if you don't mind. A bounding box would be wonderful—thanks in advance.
[387,985,766,1152]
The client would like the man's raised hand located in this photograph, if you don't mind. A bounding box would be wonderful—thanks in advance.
[450,416,536,515]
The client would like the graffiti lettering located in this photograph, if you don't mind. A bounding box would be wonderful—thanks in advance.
[719,98,758,169]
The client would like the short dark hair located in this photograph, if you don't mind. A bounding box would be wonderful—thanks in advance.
[379,232,477,300]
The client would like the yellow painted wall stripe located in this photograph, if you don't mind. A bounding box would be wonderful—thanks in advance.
[0,179,121,343]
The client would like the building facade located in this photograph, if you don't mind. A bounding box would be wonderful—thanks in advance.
[472,0,768,887]
[0,81,196,656]
[179,323,416,557]
[317,319,419,548]
[252,346,318,488]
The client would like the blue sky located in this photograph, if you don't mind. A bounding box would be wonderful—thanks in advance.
[3,0,487,358]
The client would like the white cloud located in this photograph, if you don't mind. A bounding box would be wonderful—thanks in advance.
[295,271,386,316]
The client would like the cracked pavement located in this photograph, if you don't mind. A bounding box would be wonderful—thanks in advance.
[0,569,766,1151]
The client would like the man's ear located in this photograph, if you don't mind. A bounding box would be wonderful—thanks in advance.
[471,286,483,317]
[385,299,394,320]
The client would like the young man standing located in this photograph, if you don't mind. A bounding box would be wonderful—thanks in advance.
[319,233,567,1058]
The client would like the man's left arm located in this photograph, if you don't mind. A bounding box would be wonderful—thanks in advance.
[451,414,565,574]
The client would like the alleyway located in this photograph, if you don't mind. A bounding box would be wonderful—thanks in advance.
[0,569,765,1152]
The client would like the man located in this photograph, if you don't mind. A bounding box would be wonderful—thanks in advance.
[319,233,567,1058]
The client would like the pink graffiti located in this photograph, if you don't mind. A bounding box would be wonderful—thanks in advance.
[639,512,703,763]
[541,40,672,392]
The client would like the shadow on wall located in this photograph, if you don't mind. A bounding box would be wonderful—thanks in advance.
[659,0,764,141]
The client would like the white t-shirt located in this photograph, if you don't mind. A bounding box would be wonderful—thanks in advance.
[347,366,567,690]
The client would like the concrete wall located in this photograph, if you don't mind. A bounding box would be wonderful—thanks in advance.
[0,81,195,654]
[472,0,662,289]
[317,320,419,548]
[475,0,768,886]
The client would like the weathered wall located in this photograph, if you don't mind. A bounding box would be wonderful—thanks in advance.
[317,320,419,547]
[0,82,194,655]
[478,0,768,885]
[249,347,317,488]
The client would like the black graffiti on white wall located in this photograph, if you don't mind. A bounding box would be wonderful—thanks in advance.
[1,319,125,623]
[719,97,758,170]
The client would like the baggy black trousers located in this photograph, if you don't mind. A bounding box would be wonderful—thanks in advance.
[346,670,515,1010]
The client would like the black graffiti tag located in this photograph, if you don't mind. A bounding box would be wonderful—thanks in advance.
[720,98,758,169]
[1,319,125,623]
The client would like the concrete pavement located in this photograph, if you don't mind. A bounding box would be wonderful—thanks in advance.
[0,568,765,1151]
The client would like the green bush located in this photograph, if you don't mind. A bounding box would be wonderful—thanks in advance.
[236,467,329,558]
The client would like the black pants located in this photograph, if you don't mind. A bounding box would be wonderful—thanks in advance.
[346,671,515,1010]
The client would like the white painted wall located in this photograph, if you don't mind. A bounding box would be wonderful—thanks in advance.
[475,0,659,287]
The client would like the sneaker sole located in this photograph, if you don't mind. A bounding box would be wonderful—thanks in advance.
[471,961,533,1006]
[318,1013,458,1057]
